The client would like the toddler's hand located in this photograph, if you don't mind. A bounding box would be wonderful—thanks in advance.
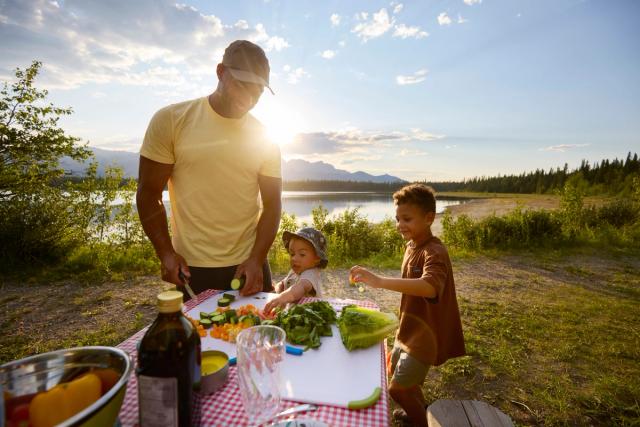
[264,295,287,315]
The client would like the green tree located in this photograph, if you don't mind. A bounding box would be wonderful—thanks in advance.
[0,61,89,268]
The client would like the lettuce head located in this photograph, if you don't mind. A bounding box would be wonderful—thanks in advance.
[337,305,399,351]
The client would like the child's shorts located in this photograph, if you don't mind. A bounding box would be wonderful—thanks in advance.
[389,346,430,387]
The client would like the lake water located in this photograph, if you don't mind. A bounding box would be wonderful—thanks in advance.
[156,190,464,224]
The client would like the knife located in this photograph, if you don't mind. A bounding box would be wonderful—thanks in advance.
[178,270,197,301]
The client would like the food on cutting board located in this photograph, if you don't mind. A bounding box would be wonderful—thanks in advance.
[337,305,398,351]
[186,304,272,343]
[271,301,337,350]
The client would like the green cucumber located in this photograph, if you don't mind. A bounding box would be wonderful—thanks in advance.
[217,298,231,307]
[211,314,226,325]
[230,277,245,290]
[222,293,236,302]
[224,309,237,321]
[199,311,211,320]
[199,318,212,329]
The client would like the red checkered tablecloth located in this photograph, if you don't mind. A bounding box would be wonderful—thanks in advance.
[117,290,390,426]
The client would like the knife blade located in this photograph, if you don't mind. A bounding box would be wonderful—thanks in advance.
[178,270,197,301]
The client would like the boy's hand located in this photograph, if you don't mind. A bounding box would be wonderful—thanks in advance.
[350,265,380,288]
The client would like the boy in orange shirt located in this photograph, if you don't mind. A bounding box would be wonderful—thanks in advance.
[350,183,465,426]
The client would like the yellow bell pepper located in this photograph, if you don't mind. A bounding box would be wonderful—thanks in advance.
[29,372,102,427]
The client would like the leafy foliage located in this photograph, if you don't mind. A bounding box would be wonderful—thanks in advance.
[421,153,640,195]
[442,181,640,250]
[0,61,90,267]
[1,62,152,275]
[272,301,337,350]
[268,203,405,271]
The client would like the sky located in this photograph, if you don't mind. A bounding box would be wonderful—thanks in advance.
[1,0,639,181]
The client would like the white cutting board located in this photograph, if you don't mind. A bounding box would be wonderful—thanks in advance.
[186,291,383,408]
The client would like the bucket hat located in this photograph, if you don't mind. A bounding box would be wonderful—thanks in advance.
[282,227,328,269]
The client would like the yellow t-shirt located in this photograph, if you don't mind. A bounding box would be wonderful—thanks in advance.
[140,96,281,267]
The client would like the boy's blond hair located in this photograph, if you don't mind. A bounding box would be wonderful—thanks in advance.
[393,183,436,213]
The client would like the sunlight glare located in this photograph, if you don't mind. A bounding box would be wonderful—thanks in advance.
[253,98,305,147]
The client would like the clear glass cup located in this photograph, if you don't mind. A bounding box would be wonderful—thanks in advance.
[236,325,286,426]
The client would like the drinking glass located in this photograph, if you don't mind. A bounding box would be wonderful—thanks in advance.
[236,325,286,426]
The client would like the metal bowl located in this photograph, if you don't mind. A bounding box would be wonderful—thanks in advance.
[1,346,133,427]
[200,350,229,395]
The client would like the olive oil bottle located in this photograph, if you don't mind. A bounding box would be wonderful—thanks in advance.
[137,290,201,426]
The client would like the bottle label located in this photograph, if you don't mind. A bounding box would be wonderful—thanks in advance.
[138,375,178,427]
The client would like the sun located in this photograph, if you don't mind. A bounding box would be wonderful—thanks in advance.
[253,98,304,146]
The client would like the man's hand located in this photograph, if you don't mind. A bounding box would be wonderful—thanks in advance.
[161,252,190,287]
[235,257,263,296]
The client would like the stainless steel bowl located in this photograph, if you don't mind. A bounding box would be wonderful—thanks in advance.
[1,346,133,427]
[200,350,229,395]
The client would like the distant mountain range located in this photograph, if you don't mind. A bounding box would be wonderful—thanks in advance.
[61,147,405,183]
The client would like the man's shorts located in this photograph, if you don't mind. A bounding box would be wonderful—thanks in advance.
[389,346,430,387]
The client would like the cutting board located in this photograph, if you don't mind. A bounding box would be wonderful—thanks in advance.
[186,291,384,409]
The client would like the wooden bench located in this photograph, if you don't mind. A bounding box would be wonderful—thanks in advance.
[427,399,514,427]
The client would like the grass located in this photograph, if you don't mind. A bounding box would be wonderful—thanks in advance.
[1,245,638,425]
[383,246,640,426]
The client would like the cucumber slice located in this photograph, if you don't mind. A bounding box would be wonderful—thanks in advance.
[217,298,231,307]
[199,318,212,329]
[224,309,237,321]
[211,314,226,325]
[199,312,211,320]
[222,293,236,302]
[230,277,245,290]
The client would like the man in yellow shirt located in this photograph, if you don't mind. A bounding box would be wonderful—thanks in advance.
[137,40,281,298]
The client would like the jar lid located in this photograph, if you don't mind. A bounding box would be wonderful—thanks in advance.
[157,290,183,313]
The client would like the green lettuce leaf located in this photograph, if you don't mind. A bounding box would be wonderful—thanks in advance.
[337,305,399,351]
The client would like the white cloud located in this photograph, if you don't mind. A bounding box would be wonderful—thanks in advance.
[283,65,309,84]
[399,149,428,157]
[410,128,445,141]
[0,0,290,91]
[438,12,452,26]
[283,127,444,157]
[464,0,482,5]
[393,24,429,39]
[321,50,336,59]
[457,15,468,24]
[393,3,404,14]
[264,36,290,51]
[234,19,249,30]
[396,69,429,85]
[330,13,341,26]
[352,8,394,42]
[540,144,589,152]
[338,40,346,47]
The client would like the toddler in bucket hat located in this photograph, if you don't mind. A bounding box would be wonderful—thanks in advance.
[263,227,329,314]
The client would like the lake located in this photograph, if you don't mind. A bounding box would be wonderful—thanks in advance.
[156,190,465,223]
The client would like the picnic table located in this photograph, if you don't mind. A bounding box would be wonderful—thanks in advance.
[116,289,390,426]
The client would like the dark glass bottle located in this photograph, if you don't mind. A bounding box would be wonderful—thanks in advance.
[137,290,201,427]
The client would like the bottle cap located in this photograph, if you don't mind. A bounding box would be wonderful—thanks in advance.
[157,290,183,313]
